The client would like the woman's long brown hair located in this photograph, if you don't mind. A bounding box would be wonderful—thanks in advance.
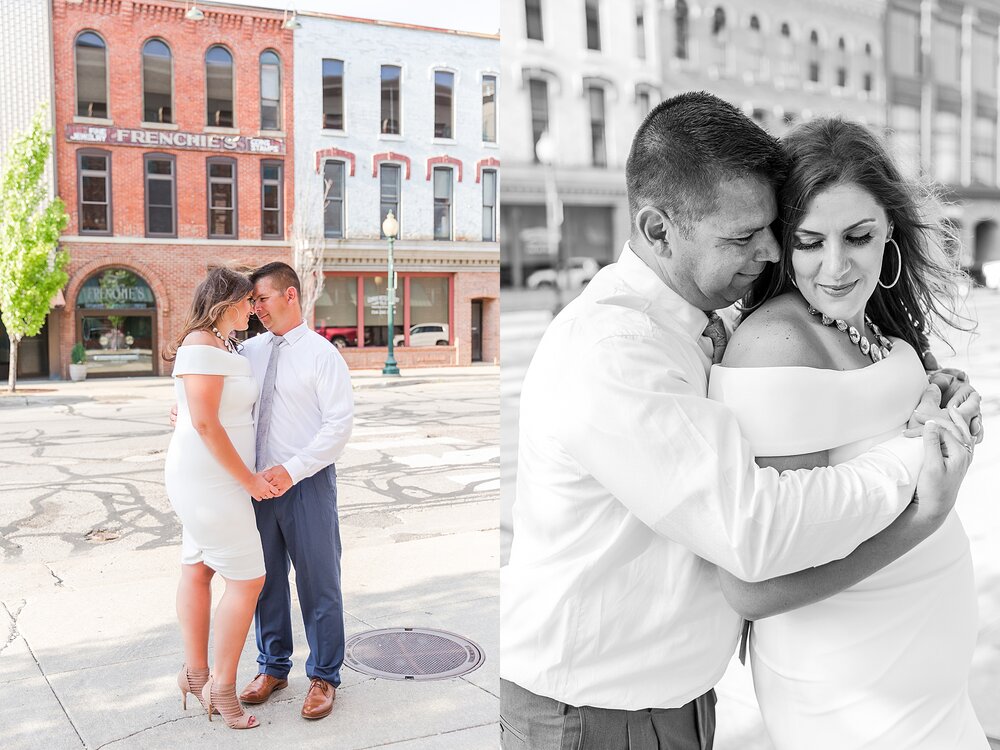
[162,267,252,362]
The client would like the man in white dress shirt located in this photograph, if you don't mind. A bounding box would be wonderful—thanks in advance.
[236,262,353,721]
[500,92,973,748]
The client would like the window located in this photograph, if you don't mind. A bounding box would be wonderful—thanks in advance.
[381,65,401,135]
[889,9,921,77]
[142,39,172,123]
[933,17,961,85]
[675,0,689,59]
[434,71,454,139]
[323,161,345,239]
[322,59,344,130]
[890,105,921,178]
[932,110,960,183]
[635,4,646,60]
[75,31,107,118]
[261,161,283,239]
[144,154,175,237]
[482,75,497,142]
[712,7,726,37]
[78,150,111,234]
[585,0,601,51]
[973,28,998,93]
[973,117,996,185]
[525,0,544,41]
[207,158,237,238]
[749,15,760,32]
[379,164,401,238]
[260,50,281,130]
[863,42,874,92]
[808,30,821,82]
[836,37,847,88]
[637,88,652,119]
[588,86,607,167]
[433,167,452,241]
[206,46,234,127]
[529,78,549,163]
[482,169,497,242]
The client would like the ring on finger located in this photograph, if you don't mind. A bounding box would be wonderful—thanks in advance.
[962,443,974,455]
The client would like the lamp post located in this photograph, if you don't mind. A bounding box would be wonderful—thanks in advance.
[534,131,564,314]
[381,210,400,376]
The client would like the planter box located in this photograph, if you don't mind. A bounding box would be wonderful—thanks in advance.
[69,363,87,382]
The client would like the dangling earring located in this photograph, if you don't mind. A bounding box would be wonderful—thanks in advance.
[878,238,902,289]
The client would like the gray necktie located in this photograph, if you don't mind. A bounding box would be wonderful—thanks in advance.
[255,335,284,471]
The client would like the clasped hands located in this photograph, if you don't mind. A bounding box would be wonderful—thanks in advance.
[246,465,293,501]
[904,368,984,452]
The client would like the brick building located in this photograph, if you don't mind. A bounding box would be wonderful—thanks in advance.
[50,0,294,378]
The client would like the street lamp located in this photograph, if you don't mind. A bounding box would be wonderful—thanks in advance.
[381,210,400,376]
[534,131,564,314]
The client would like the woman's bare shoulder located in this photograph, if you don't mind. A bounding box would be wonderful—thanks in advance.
[180,330,219,348]
[723,293,826,369]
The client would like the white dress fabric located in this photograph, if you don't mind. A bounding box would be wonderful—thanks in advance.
[164,345,265,580]
[709,340,986,749]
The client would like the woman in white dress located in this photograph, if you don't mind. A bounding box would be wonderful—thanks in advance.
[708,119,987,748]
[163,268,279,730]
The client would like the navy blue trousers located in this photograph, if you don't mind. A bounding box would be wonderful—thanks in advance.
[252,465,344,685]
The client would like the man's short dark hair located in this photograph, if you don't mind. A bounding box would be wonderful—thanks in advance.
[250,261,301,296]
[626,91,788,235]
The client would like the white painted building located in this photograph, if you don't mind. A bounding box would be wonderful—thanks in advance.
[294,13,500,367]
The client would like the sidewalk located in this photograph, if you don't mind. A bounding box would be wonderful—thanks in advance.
[0,367,499,749]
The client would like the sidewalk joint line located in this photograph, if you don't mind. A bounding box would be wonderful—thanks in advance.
[21,636,86,748]
[96,714,199,749]
[354,719,497,748]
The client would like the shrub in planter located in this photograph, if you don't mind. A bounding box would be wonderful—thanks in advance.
[69,343,87,381]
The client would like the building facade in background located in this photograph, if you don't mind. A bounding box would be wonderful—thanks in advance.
[501,0,1000,288]
[295,14,500,368]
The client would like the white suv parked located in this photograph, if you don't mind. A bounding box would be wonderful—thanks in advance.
[393,323,450,347]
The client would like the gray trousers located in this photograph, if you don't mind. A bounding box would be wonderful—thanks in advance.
[500,678,716,750]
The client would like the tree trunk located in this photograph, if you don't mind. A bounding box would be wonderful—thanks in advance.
[8,336,19,393]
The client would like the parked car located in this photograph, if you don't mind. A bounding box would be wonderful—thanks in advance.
[393,323,450,347]
[525,256,601,290]
[316,325,359,349]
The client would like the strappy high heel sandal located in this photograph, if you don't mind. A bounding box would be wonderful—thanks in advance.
[202,676,260,729]
[177,665,218,714]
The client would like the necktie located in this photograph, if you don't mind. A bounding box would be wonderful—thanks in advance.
[702,312,728,365]
[255,335,284,471]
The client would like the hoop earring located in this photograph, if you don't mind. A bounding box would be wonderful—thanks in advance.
[878,238,902,289]
[787,270,799,289]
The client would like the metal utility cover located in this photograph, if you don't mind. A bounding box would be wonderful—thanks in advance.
[344,627,485,681]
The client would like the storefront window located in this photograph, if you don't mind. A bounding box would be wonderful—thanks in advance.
[406,277,450,346]
[364,276,403,347]
[76,269,156,376]
[314,276,361,349]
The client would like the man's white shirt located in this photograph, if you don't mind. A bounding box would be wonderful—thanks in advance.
[500,243,923,710]
[242,321,353,483]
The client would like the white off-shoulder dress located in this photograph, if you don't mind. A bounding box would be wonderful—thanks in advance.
[164,345,265,580]
[709,339,987,750]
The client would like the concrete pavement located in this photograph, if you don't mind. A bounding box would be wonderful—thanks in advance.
[0,365,499,749]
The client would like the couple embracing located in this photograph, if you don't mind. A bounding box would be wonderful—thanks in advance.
[501,92,988,748]
[162,262,352,729]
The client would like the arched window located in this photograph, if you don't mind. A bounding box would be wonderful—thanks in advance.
[780,22,790,37]
[712,7,726,36]
[675,0,689,60]
[808,30,821,82]
[205,45,234,127]
[835,37,847,87]
[749,15,760,32]
[75,31,107,118]
[260,50,281,130]
[142,39,172,124]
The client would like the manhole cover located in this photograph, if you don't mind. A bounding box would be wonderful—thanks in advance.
[344,627,484,681]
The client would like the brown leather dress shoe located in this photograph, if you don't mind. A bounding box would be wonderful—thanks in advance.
[300,677,335,719]
[239,673,289,704]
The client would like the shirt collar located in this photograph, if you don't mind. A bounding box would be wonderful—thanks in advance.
[616,243,713,342]
[269,320,309,346]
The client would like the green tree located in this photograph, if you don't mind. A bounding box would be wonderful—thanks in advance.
[0,108,69,392]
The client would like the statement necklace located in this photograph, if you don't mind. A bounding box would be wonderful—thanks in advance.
[211,326,235,354]
[807,306,893,363]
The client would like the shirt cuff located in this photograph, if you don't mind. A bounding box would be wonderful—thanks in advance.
[282,457,307,485]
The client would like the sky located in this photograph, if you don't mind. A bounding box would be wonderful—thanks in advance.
[206,0,500,35]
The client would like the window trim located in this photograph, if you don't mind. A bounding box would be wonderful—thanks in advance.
[77,148,113,236]
[482,168,497,242]
[205,44,236,128]
[261,159,284,240]
[141,37,174,125]
[323,159,347,240]
[143,152,177,239]
[322,58,346,132]
[380,64,403,136]
[432,166,453,241]
[75,30,109,119]
[206,156,238,239]
[259,49,283,132]
[433,68,456,140]
[586,83,608,168]
[379,162,402,239]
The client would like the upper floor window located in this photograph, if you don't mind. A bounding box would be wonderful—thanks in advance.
[78,150,111,234]
[528,78,549,163]
[75,31,107,118]
[482,169,497,242]
[434,70,454,139]
[142,39,172,124]
[260,50,282,130]
[206,46,234,127]
[588,85,607,167]
[144,154,175,237]
[379,164,401,238]
[433,167,453,240]
[635,4,646,60]
[889,8,921,77]
[381,65,401,135]
[585,0,601,51]
[261,160,283,239]
[482,75,497,142]
[808,30,821,82]
[835,37,847,88]
[675,0,689,60]
[207,158,237,238]
[324,161,345,239]
[749,15,760,32]
[712,7,726,37]
[526,0,544,41]
[322,59,344,130]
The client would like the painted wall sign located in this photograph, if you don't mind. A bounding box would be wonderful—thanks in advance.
[65,125,285,155]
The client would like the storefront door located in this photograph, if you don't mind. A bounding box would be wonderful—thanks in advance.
[471,300,483,362]
[75,269,157,376]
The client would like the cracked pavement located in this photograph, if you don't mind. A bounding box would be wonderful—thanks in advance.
[0,366,499,749]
